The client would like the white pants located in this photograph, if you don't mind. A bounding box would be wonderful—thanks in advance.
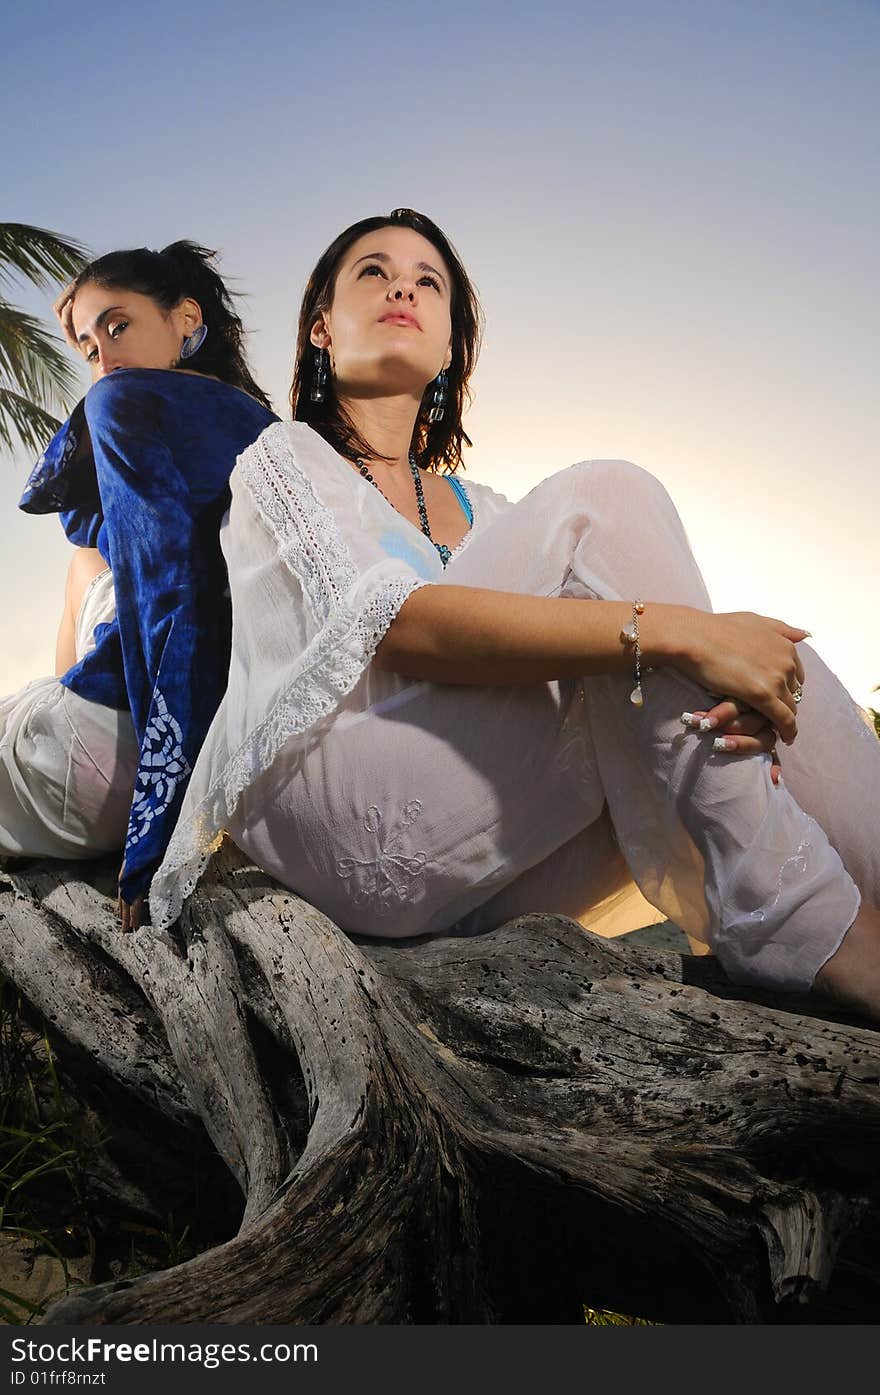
[230,460,877,993]
[0,570,138,860]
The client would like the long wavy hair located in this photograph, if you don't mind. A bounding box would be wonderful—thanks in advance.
[57,241,272,411]
[289,209,483,474]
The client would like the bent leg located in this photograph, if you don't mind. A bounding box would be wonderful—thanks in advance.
[770,643,880,907]
[0,676,137,860]
[447,803,662,940]
[450,460,875,990]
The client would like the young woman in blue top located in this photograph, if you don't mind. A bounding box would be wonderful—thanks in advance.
[6,241,276,927]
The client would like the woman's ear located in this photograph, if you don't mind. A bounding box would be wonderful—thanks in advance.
[309,315,330,350]
[176,297,204,335]
[442,338,452,373]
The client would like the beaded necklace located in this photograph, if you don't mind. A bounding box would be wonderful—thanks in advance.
[356,451,452,567]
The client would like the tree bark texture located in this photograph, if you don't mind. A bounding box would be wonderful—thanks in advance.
[1,844,878,1326]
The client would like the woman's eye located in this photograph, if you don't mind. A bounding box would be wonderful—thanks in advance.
[108,321,128,338]
[419,275,441,292]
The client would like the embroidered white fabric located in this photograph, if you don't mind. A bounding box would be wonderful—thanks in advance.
[150,421,509,928]
[151,429,879,994]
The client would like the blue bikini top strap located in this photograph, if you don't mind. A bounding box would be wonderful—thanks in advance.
[445,474,473,525]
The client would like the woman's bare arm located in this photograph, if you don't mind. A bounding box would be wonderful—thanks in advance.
[373,585,808,744]
[373,586,687,684]
[54,548,108,676]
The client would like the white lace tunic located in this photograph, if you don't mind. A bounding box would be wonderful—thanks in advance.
[151,422,879,993]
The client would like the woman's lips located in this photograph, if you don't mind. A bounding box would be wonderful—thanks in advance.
[378,313,421,329]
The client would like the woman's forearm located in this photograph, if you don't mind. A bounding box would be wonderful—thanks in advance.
[373,585,696,684]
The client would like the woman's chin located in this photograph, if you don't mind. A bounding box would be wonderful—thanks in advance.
[339,359,436,401]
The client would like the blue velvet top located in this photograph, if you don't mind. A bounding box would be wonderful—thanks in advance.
[19,369,277,905]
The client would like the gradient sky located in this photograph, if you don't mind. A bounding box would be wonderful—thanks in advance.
[3,0,878,713]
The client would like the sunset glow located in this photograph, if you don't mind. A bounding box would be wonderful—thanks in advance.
[3,0,877,714]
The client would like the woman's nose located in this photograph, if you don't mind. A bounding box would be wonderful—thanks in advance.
[390,279,416,302]
[95,345,119,377]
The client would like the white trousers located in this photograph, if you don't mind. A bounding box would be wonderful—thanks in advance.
[0,570,137,861]
[230,461,877,992]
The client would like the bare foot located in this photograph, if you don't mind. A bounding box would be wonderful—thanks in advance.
[812,903,880,1023]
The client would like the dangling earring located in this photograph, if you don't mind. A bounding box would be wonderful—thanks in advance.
[179,324,208,360]
[427,369,447,423]
[310,346,328,403]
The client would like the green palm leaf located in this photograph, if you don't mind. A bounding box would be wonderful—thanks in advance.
[0,303,81,407]
[0,222,90,456]
[0,388,62,455]
[0,223,89,293]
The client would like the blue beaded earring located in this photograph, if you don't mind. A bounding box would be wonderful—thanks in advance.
[310,346,328,403]
[427,369,447,423]
[179,324,208,359]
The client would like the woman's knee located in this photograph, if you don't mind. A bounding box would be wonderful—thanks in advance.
[569,458,674,510]
[529,458,676,523]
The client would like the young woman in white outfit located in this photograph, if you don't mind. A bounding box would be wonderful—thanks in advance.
[151,209,880,1021]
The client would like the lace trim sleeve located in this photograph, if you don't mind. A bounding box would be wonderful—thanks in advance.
[149,425,428,930]
[235,422,356,624]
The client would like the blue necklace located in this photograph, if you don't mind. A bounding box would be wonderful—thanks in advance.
[356,451,452,567]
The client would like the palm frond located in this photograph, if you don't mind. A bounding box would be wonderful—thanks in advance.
[0,302,81,411]
[0,388,61,456]
[0,224,90,293]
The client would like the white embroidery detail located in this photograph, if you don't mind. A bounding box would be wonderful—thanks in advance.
[739,833,814,932]
[149,427,429,928]
[336,802,429,910]
[236,423,357,625]
[554,679,600,799]
[126,688,192,850]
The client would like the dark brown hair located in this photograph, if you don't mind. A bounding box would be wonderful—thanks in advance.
[57,241,272,411]
[289,209,482,474]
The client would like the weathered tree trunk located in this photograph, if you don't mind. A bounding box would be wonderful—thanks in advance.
[1,844,878,1325]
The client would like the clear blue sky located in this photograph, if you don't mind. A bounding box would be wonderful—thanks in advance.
[3,0,878,708]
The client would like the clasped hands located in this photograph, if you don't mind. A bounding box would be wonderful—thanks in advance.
[672,608,809,785]
[680,697,786,785]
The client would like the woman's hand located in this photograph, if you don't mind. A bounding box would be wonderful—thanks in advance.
[680,698,784,785]
[118,893,144,932]
[117,860,144,931]
[665,610,808,745]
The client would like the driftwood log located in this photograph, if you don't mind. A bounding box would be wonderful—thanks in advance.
[1,843,879,1325]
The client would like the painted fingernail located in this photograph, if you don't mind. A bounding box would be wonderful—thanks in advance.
[680,711,696,725]
[713,736,736,752]
[700,717,719,731]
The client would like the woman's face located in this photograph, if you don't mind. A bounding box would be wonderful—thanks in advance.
[68,283,202,382]
[313,225,453,400]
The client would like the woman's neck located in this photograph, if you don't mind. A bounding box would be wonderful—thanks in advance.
[339,393,420,467]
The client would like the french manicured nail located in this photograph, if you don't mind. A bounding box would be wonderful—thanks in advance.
[680,712,697,726]
[699,717,719,731]
[713,736,736,752]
